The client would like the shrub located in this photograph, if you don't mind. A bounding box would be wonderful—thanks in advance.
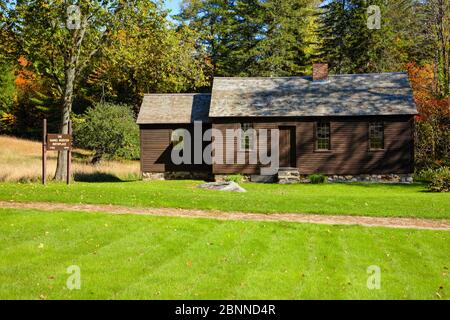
[415,168,437,182]
[428,167,450,192]
[225,174,244,183]
[73,102,139,163]
[308,174,326,184]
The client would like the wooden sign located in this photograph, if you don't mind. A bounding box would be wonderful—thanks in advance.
[42,119,72,185]
[47,134,72,151]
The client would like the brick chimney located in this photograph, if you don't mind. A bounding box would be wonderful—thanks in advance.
[313,63,328,82]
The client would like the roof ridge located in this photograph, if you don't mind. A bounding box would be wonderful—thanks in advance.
[213,72,407,80]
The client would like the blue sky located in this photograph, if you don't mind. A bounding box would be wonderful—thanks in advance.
[164,0,182,16]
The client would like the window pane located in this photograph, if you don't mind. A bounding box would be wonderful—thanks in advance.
[240,123,254,151]
[369,122,384,149]
[316,122,330,150]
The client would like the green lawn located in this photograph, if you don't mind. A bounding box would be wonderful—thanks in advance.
[0,208,448,299]
[0,181,449,219]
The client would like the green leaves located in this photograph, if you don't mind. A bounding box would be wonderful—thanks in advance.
[179,0,320,77]
[318,0,439,75]
[0,59,15,114]
[73,102,139,161]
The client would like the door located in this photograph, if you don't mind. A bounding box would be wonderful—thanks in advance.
[279,126,296,168]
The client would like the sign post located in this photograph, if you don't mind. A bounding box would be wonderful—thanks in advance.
[67,121,72,185]
[42,119,73,185]
[42,119,47,185]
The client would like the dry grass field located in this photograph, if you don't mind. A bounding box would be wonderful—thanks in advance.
[0,136,140,182]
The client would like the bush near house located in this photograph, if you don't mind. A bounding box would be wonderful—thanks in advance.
[428,167,450,193]
[225,174,244,183]
[308,174,326,184]
[73,102,139,163]
[416,167,450,193]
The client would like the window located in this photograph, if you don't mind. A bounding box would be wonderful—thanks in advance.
[240,123,254,151]
[369,122,384,149]
[171,129,185,150]
[316,122,331,150]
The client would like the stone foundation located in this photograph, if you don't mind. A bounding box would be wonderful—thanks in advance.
[143,171,213,181]
[142,172,165,180]
[144,172,414,184]
[250,175,277,183]
[321,174,413,183]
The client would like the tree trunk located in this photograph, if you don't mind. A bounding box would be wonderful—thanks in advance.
[54,67,76,181]
[91,151,103,165]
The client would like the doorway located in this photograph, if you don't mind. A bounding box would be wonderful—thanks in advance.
[279,126,296,168]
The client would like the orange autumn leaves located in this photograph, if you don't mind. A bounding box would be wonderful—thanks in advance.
[15,57,36,90]
[407,62,450,122]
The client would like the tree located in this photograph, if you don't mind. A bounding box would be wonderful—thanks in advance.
[407,62,450,169]
[317,0,423,74]
[424,0,450,97]
[73,102,139,163]
[3,1,164,180]
[316,0,350,73]
[179,0,320,76]
[0,59,15,134]
[243,0,320,76]
[0,59,15,114]
[178,0,235,76]
[84,20,210,108]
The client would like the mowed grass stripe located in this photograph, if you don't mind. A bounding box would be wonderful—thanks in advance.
[368,229,424,299]
[113,221,230,299]
[0,209,109,251]
[0,208,449,300]
[339,227,385,300]
[292,226,349,299]
[1,181,449,219]
[0,213,218,299]
[0,212,161,299]
[56,216,219,299]
[377,230,447,299]
[185,222,276,300]
[117,221,268,299]
[234,223,315,299]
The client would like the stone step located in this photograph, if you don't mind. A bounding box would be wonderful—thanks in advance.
[277,168,300,184]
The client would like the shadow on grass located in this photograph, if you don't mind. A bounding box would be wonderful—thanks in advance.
[73,172,123,183]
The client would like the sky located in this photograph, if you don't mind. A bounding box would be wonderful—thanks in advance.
[164,0,182,16]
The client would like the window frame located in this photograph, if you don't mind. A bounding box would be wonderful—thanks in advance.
[239,123,255,152]
[315,121,331,151]
[369,122,385,151]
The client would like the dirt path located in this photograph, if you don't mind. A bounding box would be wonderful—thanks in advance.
[1,200,449,231]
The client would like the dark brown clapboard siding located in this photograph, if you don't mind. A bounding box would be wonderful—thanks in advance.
[140,128,170,172]
[211,116,414,175]
[140,124,212,173]
[140,117,414,175]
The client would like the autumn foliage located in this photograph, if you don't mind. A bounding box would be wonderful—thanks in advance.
[407,62,450,169]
